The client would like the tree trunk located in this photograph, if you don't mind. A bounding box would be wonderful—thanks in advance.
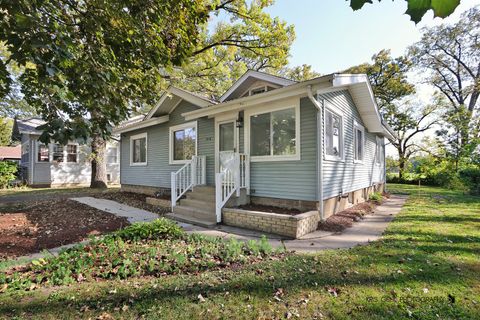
[90,133,108,189]
[398,150,406,180]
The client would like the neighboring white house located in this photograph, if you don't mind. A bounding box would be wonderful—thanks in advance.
[12,118,120,187]
[115,70,394,226]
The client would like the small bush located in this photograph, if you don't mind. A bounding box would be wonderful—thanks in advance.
[459,168,480,195]
[108,218,184,241]
[0,161,17,189]
[369,192,383,203]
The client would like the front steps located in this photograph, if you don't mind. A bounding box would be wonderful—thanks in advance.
[166,186,217,227]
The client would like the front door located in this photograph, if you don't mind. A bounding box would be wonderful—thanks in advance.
[217,119,237,173]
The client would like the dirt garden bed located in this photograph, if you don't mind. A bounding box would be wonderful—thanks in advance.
[237,204,305,215]
[94,191,170,215]
[0,199,129,260]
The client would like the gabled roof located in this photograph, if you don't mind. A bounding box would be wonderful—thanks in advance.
[13,117,45,135]
[219,70,296,102]
[0,146,21,160]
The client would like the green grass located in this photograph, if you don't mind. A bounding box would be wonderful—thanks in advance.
[0,184,479,319]
[0,185,119,197]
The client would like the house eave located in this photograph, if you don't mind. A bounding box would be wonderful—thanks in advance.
[113,115,169,134]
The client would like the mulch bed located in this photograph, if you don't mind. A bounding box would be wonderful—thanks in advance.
[94,191,170,215]
[317,201,377,232]
[0,199,130,260]
[236,204,305,215]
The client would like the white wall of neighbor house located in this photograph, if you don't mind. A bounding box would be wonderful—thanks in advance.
[319,89,385,200]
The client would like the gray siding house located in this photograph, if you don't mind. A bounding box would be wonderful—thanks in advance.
[12,118,120,187]
[116,71,393,225]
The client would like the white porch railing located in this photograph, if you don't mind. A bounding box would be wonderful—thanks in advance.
[215,153,249,223]
[171,155,206,209]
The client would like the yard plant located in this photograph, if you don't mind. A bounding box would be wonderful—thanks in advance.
[0,161,17,189]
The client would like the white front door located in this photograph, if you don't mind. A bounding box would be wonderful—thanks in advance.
[216,119,237,173]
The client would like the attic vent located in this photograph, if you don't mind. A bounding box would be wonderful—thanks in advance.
[250,86,267,96]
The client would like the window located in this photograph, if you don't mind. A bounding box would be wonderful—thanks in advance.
[247,103,300,161]
[37,143,49,162]
[169,122,197,164]
[324,108,343,160]
[107,147,118,164]
[66,144,78,163]
[353,121,365,163]
[52,144,64,162]
[376,137,384,165]
[130,133,147,165]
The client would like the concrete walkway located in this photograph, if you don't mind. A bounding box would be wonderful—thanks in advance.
[71,197,159,223]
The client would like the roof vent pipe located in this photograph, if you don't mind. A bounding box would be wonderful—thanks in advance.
[307,85,325,221]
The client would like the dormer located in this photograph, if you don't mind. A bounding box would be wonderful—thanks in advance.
[220,70,296,102]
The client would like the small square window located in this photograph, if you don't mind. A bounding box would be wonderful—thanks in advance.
[53,144,64,162]
[66,144,78,163]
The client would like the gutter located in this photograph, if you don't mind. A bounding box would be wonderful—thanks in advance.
[307,85,325,221]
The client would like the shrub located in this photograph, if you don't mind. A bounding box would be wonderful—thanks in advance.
[109,218,184,241]
[369,192,383,203]
[459,168,480,195]
[0,161,17,188]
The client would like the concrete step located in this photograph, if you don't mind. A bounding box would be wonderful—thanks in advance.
[192,185,215,194]
[180,198,215,211]
[165,213,217,228]
[187,191,216,202]
[173,205,216,221]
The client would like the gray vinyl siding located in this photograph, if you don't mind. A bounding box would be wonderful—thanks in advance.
[248,97,318,201]
[120,100,215,188]
[320,90,385,199]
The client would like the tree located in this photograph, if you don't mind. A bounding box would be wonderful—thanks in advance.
[409,6,480,167]
[0,117,12,146]
[278,64,320,82]
[0,0,294,188]
[344,50,440,179]
[349,0,461,23]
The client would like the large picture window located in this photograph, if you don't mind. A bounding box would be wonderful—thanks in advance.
[324,108,343,161]
[353,120,365,163]
[169,122,197,164]
[247,103,300,161]
[130,133,147,165]
[37,143,49,162]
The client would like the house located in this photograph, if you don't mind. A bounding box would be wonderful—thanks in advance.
[0,145,21,163]
[115,70,394,227]
[12,117,120,187]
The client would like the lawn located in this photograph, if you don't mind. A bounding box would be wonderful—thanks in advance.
[0,185,119,198]
[0,184,479,319]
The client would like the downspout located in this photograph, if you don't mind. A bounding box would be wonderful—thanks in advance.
[307,85,325,221]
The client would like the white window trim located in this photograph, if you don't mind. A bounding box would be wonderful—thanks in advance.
[375,136,383,166]
[244,98,301,162]
[35,141,50,163]
[323,105,345,162]
[107,145,119,164]
[353,120,365,164]
[169,121,198,165]
[130,132,148,166]
[65,143,80,163]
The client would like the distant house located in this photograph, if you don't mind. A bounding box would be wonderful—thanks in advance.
[0,145,21,163]
[115,70,394,226]
[12,118,120,187]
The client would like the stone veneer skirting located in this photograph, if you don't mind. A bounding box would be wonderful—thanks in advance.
[223,208,320,239]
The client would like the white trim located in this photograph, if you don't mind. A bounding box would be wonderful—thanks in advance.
[65,143,80,163]
[113,115,169,134]
[169,121,198,165]
[353,120,365,164]
[323,104,345,162]
[215,117,239,173]
[220,70,295,102]
[35,140,50,163]
[244,98,301,162]
[129,132,148,166]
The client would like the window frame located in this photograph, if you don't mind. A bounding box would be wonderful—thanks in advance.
[169,121,198,165]
[245,98,301,162]
[52,143,64,163]
[66,143,79,163]
[375,136,383,166]
[353,120,365,164]
[106,146,119,164]
[129,132,148,166]
[323,106,344,162]
[36,141,50,163]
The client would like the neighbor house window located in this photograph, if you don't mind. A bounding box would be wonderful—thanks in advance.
[37,143,49,162]
[52,144,64,162]
[169,122,197,164]
[324,108,343,160]
[130,133,147,165]
[66,144,78,163]
[353,120,365,163]
[107,147,118,164]
[248,103,300,161]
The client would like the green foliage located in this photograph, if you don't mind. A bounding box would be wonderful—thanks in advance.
[349,0,461,23]
[368,192,383,203]
[0,160,17,188]
[0,117,12,145]
[459,168,480,195]
[0,219,278,292]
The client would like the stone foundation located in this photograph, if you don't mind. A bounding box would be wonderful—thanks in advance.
[223,208,320,239]
[250,196,317,212]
